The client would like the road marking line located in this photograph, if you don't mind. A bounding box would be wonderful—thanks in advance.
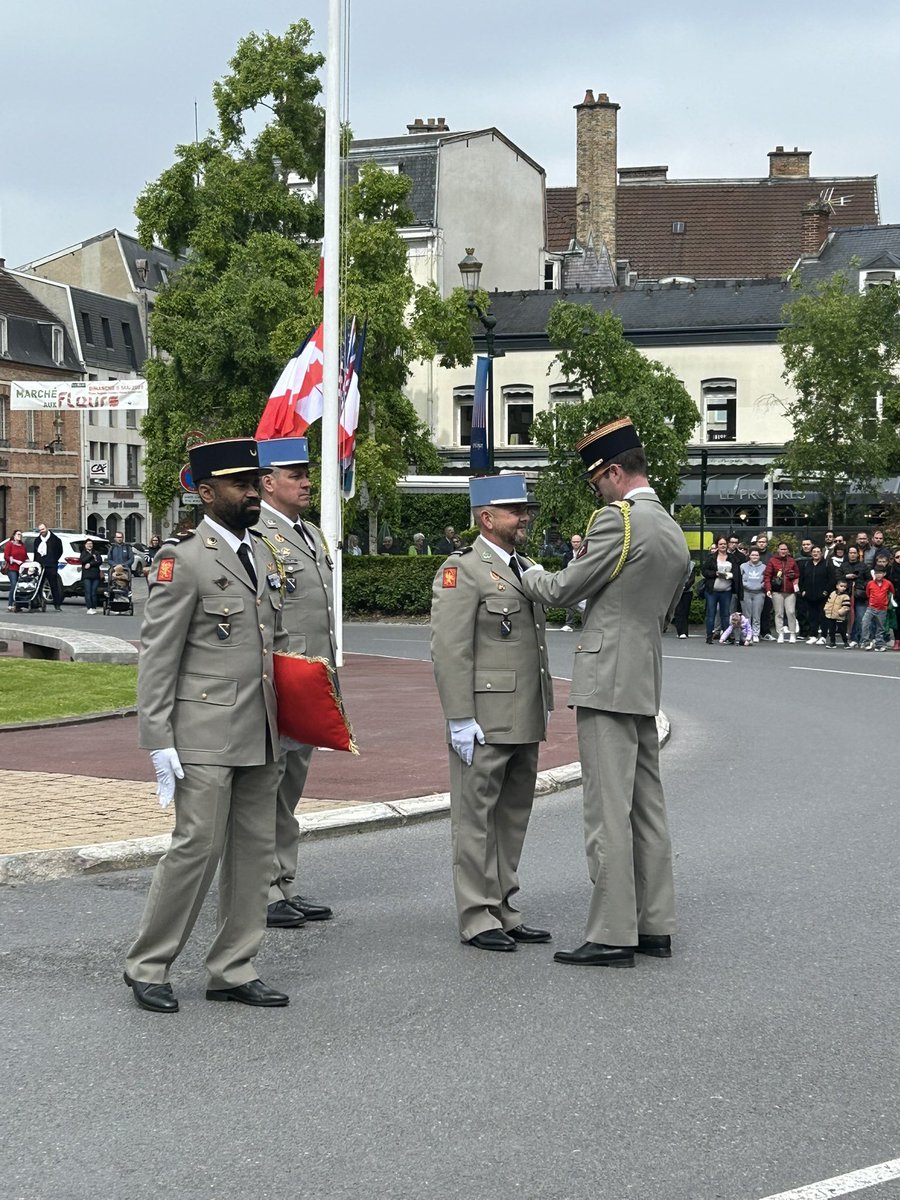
[757,1155,900,1199]
[663,656,730,663]
[789,666,900,680]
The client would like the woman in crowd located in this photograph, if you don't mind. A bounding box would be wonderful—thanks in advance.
[4,529,28,611]
[740,546,767,643]
[844,545,867,646]
[702,536,741,645]
[147,533,162,559]
[80,538,103,614]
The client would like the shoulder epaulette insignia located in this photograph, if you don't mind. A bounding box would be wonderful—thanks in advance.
[450,546,473,556]
[249,528,265,539]
[162,531,194,547]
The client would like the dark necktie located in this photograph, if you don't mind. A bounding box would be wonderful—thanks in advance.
[236,543,257,588]
[508,555,522,580]
[293,521,313,550]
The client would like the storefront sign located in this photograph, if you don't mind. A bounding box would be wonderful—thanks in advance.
[10,379,148,410]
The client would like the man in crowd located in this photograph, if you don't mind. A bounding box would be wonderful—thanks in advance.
[795,538,815,637]
[379,534,400,554]
[799,545,831,643]
[868,529,889,567]
[430,473,553,953]
[124,437,290,1013]
[752,533,775,639]
[435,526,457,555]
[108,530,133,571]
[560,533,583,631]
[256,437,335,930]
[519,418,690,967]
[34,523,64,611]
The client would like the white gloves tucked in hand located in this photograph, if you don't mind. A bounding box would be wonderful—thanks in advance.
[149,748,184,809]
[448,718,485,766]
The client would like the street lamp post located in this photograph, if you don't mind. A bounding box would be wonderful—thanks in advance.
[458,248,498,471]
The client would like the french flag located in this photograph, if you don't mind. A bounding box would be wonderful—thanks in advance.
[255,324,325,439]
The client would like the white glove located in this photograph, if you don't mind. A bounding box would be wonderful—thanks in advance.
[448,718,485,766]
[280,735,305,754]
[149,748,184,809]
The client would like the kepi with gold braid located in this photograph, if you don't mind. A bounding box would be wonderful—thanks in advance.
[576,417,642,477]
[188,438,260,483]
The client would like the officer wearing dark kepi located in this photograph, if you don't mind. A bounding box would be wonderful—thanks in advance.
[255,436,335,929]
[430,473,553,951]
[519,418,690,967]
[123,437,291,1013]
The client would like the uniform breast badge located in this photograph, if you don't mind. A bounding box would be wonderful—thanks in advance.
[216,622,231,641]
[489,569,506,591]
[442,566,458,588]
[213,576,229,590]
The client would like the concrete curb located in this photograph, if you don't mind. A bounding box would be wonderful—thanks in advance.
[0,713,670,886]
[0,707,137,733]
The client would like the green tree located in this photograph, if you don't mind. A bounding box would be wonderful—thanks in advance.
[777,273,900,526]
[136,22,473,519]
[531,303,700,534]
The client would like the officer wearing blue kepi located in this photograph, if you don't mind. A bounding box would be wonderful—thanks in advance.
[255,436,336,930]
[430,472,553,952]
[124,437,291,1013]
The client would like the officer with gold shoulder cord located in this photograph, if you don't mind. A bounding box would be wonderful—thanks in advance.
[519,419,690,967]
[255,436,335,929]
[430,473,553,952]
[123,438,291,1013]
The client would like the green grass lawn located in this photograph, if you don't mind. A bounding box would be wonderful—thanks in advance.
[0,660,138,725]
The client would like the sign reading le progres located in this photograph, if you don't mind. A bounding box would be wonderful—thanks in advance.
[10,379,148,410]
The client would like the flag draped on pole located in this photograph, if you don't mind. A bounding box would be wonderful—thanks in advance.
[339,318,366,499]
[255,324,325,439]
[470,355,490,471]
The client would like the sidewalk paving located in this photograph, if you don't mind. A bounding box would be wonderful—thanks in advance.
[0,654,588,882]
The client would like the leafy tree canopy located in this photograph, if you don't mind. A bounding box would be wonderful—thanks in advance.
[777,272,900,525]
[136,22,473,517]
[531,303,699,535]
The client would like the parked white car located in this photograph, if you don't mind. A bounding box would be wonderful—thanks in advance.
[1,532,111,602]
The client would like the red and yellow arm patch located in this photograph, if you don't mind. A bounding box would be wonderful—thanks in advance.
[156,558,176,583]
[442,566,458,589]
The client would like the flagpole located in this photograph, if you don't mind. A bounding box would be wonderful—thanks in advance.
[322,0,343,665]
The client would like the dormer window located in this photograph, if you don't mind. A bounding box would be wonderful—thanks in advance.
[52,324,64,365]
[861,269,900,291]
[0,314,7,356]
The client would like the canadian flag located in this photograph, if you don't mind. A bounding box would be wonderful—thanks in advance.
[255,324,324,439]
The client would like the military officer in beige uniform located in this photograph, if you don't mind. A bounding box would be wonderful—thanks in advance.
[255,436,335,929]
[430,473,553,952]
[124,438,291,1013]
[520,419,690,967]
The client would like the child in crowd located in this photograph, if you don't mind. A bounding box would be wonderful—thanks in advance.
[719,611,753,647]
[862,567,895,651]
[823,578,851,647]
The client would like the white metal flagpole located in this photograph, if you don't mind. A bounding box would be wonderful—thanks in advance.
[321,0,343,665]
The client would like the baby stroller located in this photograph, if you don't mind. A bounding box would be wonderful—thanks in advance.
[12,561,47,612]
[102,564,134,616]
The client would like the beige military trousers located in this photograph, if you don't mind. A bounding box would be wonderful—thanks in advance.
[269,744,314,904]
[125,759,280,989]
[448,741,540,941]
[576,708,676,946]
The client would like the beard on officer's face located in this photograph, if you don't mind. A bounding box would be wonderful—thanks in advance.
[206,478,261,531]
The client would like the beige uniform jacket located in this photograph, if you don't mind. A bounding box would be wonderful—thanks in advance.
[430,536,553,744]
[138,517,288,765]
[519,494,690,716]
[254,510,336,666]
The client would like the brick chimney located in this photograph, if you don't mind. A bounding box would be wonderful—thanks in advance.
[575,89,620,264]
[407,116,450,134]
[801,199,830,257]
[768,145,811,178]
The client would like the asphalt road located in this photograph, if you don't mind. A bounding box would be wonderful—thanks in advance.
[3,627,900,1199]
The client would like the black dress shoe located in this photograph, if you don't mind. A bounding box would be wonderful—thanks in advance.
[123,971,179,1013]
[288,894,333,921]
[206,979,289,1006]
[553,941,635,967]
[466,929,517,952]
[267,899,307,928]
[507,925,552,943]
[637,934,672,958]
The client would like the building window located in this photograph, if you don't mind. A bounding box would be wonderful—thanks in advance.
[87,512,103,534]
[122,321,136,367]
[126,409,138,429]
[503,386,534,446]
[26,411,37,447]
[548,384,582,409]
[0,389,9,445]
[672,221,686,235]
[703,378,737,442]
[157,264,169,285]
[125,513,143,542]
[106,513,119,537]
[52,325,64,364]
[861,269,899,291]
[454,387,474,447]
[106,445,116,485]
[101,317,114,349]
[28,486,39,528]
[0,314,8,355]
[127,444,140,487]
[543,260,559,291]
[55,486,66,527]
[81,312,94,344]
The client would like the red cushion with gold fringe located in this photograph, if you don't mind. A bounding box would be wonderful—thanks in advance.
[273,652,358,754]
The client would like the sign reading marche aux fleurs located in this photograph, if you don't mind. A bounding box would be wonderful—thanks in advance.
[10,379,149,409]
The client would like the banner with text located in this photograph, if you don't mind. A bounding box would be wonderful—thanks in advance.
[10,379,149,410]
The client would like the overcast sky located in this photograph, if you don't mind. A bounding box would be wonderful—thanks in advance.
[2,0,897,267]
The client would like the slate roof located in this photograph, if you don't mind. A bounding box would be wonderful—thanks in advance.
[70,286,146,371]
[114,231,180,292]
[796,224,900,287]
[474,277,791,350]
[546,175,879,280]
[0,270,81,371]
